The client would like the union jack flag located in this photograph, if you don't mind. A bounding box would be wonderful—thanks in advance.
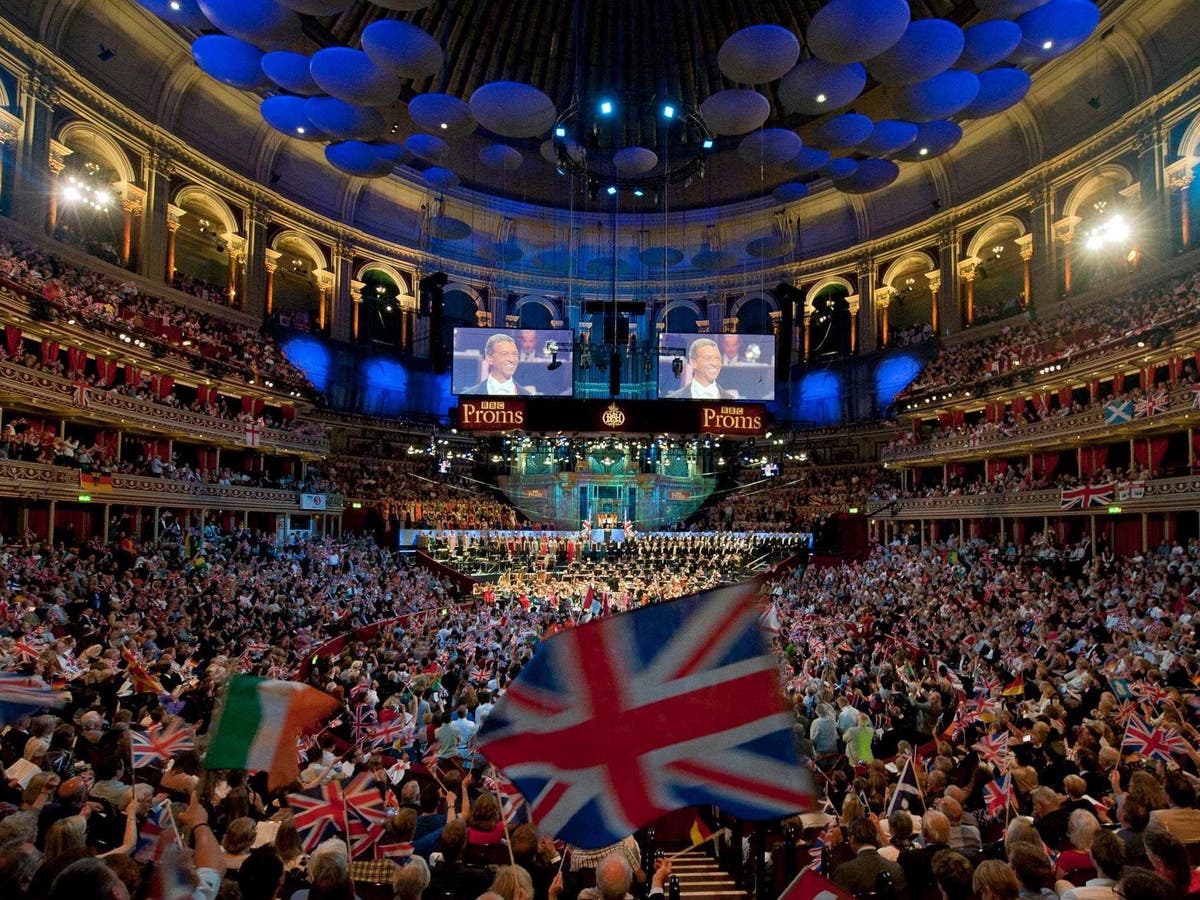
[1133,682,1171,705]
[982,774,1012,818]
[0,672,68,721]
[134,799,178,863]
[476,581,814,848]
[972,732,1008,770]
[1123,714,1188,761]
[350,704,377,743]
[365,717,412,749]
[1135,390,1170,418]
[1114,699,1140,724]
[974,674,1001,695]
[482,768,529,825]
[1060,483,1114,510]
[9,638,45,665]
[969,697,1000,723]
[343,773,388,860]
[130,721,195,768]
[288,782,349,853]
[1192,383,1200,411]
[469,665,490,685]
[246,642,271,656]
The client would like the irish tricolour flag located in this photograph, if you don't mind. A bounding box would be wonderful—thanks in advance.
[205,676,338,789]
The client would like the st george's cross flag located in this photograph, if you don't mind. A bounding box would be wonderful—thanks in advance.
[475,581,814,848]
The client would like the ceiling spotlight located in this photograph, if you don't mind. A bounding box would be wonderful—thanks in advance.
[919,147,929,156]
[702,138,713,149]
[169,0,181,8]
[296,126,306,134]
[606,185,617,195]
[599,99,613,115]
[662,103,675,119]
[633,188,644,197]
[555,126,566,138]
[1042,39,1054,50]
[439,122,448,130]
[815,93,827,103]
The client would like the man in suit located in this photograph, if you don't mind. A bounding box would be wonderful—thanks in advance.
[462,333,536,395]
[833,816,907,896]
[667,337,736,399]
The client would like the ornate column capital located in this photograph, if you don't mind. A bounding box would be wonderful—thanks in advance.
[874,286,895,309]
[165,203,186,232]
[924,271,942,293]
[48,139,72,174]
[264,248,282,275]
[1014,233,1034,260]
[1052,216,1082,244]
[957,256,983,280]
[1166,158,1197,193]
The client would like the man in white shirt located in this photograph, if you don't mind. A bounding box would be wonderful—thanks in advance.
[463,334,535,395]
[666,338,735,399]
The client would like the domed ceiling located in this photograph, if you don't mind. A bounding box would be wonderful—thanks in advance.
[147,0,1101,210]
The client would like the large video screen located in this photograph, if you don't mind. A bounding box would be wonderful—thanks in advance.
[452,328,575,397]
[658,333,776,401]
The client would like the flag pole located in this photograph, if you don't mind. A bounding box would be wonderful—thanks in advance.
[667,828,729,860]
[492,783,516,867]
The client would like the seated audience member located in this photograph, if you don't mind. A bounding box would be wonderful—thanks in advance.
[972,859,1021,900]
[899,809,952,898]
[1148,772,1200,843]
[1057,828,1124,900]
[931,849,974,900]
[1007,842,1056,898]
[392,855,430,900]
[832,816,907,895]
[1115,867,1177,900]
[1143,827,1198,898]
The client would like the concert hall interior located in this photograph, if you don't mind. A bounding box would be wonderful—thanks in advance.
[0,1,1198,898]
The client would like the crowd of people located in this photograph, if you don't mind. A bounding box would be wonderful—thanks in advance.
[1,521,1199,899]
[899,268,1200,400]
[0,237,311,391]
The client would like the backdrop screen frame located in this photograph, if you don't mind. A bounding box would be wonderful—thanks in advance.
[657,333,777,401]
[452,327,576,397]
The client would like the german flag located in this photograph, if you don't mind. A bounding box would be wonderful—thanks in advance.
[1002,675,1025,697]
[689,815,714,846]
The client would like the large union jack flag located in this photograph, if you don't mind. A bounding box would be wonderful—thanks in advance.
[972,732,1008,770]
[1060,483,1114,510]
[130,721,195,768]
[475,582,814,848]
[288,782,349,853]
[0,672,68,721]
[1123,714,1189,761]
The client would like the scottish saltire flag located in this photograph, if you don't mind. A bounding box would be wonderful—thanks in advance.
[0,672,68,721]
[1104,399,1133,425]
[886,757,925,816]
[475,581,814,848]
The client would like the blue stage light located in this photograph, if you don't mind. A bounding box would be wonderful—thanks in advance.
[606,185,617,195]
[599,99,613,115]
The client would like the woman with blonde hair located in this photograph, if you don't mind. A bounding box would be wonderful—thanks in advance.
[467,792,506,845]
[489,864,535,900]
[973,859,1020,900]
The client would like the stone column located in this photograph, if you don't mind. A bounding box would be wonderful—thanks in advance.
[12,69,55,232]
[1027,179,1056,309]
[224,235,246,308]
[136,149,173,280]
[264,249,281,316]
[165,204,185,283]
[242,201,267,319]
[844,295,859,353]
[1166,158,1196,250]
[315,270,332,332]
[957,257,981,324]
[119,191,144,269]
[856,256,876,352]
[937,231,961,334]
[874,287,894,347]
[1135,117,1169,260]
[46,140,71,236]
[1014,234,1034,307]
[350,279,365,340]
[329,240,354,343]
[1053,216,1081,294]
[924,271,941,333]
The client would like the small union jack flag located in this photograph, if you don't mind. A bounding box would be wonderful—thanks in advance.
[1114,699,1140,725]
[288,782,349,853]
[365,717,412,749]
[982,773,1012,818]
[974,674,1001,695]
[972,732,1008,770]
[8,638,45,666]
[969,697,1000,722]
[130,721,195,768]
[482,768,529,825]
[1123,714,1189,761]
[1133,682,1172,705]
[134,799,178,863]
[246,642,271,657]
[343,773,388,860]
[350,704,377,743]
[1135,390,1170,418]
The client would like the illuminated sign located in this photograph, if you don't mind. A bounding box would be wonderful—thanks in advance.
[457,398,527,430]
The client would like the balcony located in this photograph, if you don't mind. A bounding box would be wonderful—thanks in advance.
[0,459,343,513]
[878,473,1200,520]
[882,384,1197,465]
[0,360,329,455]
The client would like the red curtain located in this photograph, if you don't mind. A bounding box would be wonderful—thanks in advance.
[1033,452,1060,478]
[952,410,965,427]
[4,325,20,358]
[152,374,174,400]
[1059,386,1073,406]
[242,395,255,415]
[1114,372,1124,393]
[1148,436,1169,472]
[947,462,966,478]
[125,364,142,386]
[40,339,59,366]
[1080,446,1109,476]
[987,459,1009,480]
[67,347,87,373]
[985,404,997,423]
[912,419,922,438]
[1171,357,1184,383]
[95,357,117,387]
[938,412,952,428]
[1089,379,1100,401]
[1012,397,1025,416]
[281,404,295,422]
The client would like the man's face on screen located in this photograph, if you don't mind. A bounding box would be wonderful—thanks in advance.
[691,344,722,387]
[488,340,519,380]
